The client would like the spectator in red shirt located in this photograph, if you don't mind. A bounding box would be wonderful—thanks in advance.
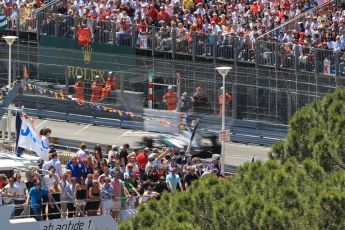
[147,4,158,22]
[136,147,150,179]
[157,6,170,22]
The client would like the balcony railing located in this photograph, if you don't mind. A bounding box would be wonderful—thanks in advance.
[4,11,345,76]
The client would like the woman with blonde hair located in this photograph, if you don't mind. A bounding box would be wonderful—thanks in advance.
[74,177,87,216]
[48,181,62,220]
[86,180,101,216]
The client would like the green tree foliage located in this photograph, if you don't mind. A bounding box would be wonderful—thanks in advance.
[119,159,345,230]
[269,88,345,172]
[120,89,345,229]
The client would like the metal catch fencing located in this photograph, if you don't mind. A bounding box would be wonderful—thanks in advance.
[1,42,344,125]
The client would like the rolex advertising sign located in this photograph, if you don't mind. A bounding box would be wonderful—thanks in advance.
[38,37,135,84]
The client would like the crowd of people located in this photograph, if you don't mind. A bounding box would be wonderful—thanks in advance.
[0,137,222,223]
[2,0,345,71]
[4,0,345,51]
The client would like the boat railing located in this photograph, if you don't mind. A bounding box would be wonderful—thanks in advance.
[4,194,154,221]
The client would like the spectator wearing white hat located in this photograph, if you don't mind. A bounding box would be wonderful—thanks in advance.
[107,145,118,162]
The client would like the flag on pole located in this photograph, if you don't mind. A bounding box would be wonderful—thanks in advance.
[137,34,148,49]
[15,112,25,157]
[23,65,29,79]
[18,116,49,161]
[77,26,91,46]
[186,118,200,155]
[0,15,7,30]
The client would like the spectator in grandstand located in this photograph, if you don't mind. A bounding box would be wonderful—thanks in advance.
[206,157,221,177]
[193,86,210,113]
[108,145,118,162]
[66,157,85,181]
[111,170,124,221]
[25,172,36,190]
[26,182,51,221]
[42,166,59,191]
[86,180,101,216]
[184,166,199,190]
[2,177,17,205]
[93,145,107,174]
[48,150,63,178]
[141,166,159,192]
[99,166,113,180]
[195,163,204,178]
[76,143,87,160]
[166,167,183,192]
[41,128,52,150]
[13,173,26,216]
[126,146,141,161]
[180,92,194,112]
[0,174,8,189]
[75,176,87,216]
[126,156,139,173]
[136,147,149,179]
[48,181,62,220]
[60,172,73,218]
[101,177,114,216]
[140,185,160,204]
[67,177,77,218]
[85,174,94,189]
[119,144,130,171]
[82,157,94,178]
[123,174,140,197]
[154,176,168,194]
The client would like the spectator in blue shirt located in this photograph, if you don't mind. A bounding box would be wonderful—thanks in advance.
[25,183,51,221]
[166,168,183,192]
[66,157,84,182]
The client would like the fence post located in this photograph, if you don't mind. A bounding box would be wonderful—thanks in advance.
[171,29,176,59]
[36,12,40,41]
[176,72,181,112]
[151,28,155,56]
[73,16,78,40]
[275,42,279,69]
[213,35,217,64]
[54,14,59,37]
[335,51,340,78]
[112,21,116,45]
[131,24,136,48]
[315,49,319,98]
[294,45,299,73]
[232,37,238,120]
[192,31,196,62]
[16,11,20,34]
[287,91,291,122]
[233,36,238,63]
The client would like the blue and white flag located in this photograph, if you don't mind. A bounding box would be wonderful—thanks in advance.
[18,116,49,160]
[0,15,7,30]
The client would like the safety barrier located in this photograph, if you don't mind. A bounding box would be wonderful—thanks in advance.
[6,11,340,76]
[194,114,287,146]
[14,94,287,147]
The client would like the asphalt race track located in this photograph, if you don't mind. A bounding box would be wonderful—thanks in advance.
[10,117,270,173]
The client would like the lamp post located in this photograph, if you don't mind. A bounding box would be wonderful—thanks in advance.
[3,36,18,141]
[215,66,232,176]
[3,36,17,86]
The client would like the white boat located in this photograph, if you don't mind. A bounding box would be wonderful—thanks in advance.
[0,152,137,230]
[1,205,117,230]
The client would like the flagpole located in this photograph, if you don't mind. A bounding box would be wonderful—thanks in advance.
[14,109,18,155]
[3,36,18,143]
